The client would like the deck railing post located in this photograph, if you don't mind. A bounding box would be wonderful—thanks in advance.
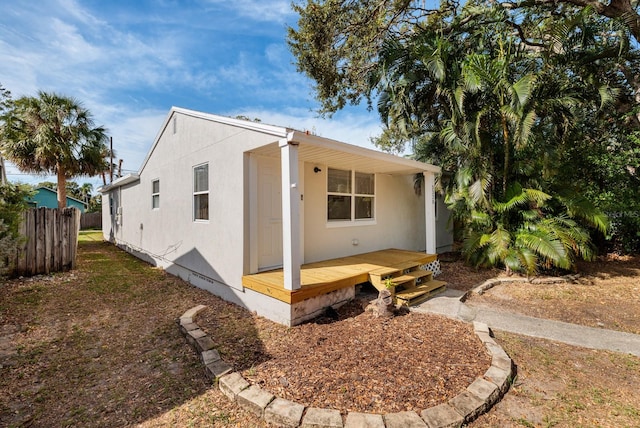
[425,171,436,254]
[280,136,301,291]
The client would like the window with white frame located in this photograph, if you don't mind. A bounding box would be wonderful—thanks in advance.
[151,179,160,209]
[193,164,209,221]
[327,168,375,222]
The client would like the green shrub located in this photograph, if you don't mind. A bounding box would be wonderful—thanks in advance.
[0,183,33,276]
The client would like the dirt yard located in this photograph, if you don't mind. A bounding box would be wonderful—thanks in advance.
[1,234,638,427]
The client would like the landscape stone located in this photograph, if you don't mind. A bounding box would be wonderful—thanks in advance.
[484,365,511,392]
[179,322,199,335]
[344,412,385,428]
[448,391,486,421]
[474,331,497,346]
[420,403,464,428]
[218,372,249,401]
[181,304,207,320]
[484,342,510,360]
[467,378,499,404]
[301,407,343,428]
[201,349,221,365]
[194,336,216,352]
[237,385,275,417]
[264,397,305,427]
[491,354,513,372]
[187,329,207,340]
[179,316,193,325]
[205,359,232,380]
[383,411,427,427]
[472,321,490,334]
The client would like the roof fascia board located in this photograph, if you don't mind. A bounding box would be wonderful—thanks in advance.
[288,131,441,174]
[97,173,140,193]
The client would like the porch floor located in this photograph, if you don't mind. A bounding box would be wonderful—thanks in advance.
[242,249,437,304]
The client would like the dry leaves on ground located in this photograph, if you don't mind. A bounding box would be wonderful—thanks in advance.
[466,255,640,334]
[197,298,491,414]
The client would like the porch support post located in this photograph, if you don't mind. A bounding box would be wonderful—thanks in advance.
[424,171,436,254]
[279,137,301,291]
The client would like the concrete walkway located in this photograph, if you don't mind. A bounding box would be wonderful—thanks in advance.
[412,289,640,357]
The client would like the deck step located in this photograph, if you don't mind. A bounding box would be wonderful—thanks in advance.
[369,266,401,278]
[390,260,423,272]
[404,269,433,284]
[394,280,447,306]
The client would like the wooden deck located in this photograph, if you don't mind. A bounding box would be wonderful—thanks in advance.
[242,249,437,304]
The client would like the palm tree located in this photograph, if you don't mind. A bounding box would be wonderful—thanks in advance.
[80,183,93,204]
[0,91,108,208]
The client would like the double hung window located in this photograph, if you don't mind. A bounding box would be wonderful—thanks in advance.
[193,164,209,221]
[327,168,375,222]
[151,179,160,209]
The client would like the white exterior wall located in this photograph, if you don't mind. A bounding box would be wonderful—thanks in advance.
[102,112,279,292]
[100,109,442,325]
[302,162,426,263]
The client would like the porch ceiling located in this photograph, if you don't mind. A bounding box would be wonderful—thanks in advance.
[250,132,439,176]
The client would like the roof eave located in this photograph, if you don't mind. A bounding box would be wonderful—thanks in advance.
[97,173,140,193]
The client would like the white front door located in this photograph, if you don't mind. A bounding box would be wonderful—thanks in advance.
[258,156,283,270]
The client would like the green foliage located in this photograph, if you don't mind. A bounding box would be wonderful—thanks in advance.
[461,184,607,274]
[0,183,33,276]
[289,1,639,264]
[0,83,12,114]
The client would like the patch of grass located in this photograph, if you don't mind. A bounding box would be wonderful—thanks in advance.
[12,284,44,306]
[516,418,536,427]
[78,230,103,242]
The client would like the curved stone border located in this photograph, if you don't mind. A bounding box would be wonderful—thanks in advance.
[178,305,514,428]
[471,274,581,296]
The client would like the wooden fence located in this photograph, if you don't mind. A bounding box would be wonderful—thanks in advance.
[9,207,81,277]
[80,212,102,230]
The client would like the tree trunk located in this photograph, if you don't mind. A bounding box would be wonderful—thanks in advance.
[56,163,67,209]
[501,113,510,195]
[372,289,395,318]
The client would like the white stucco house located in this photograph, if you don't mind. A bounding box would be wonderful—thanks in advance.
[99,107,452,326]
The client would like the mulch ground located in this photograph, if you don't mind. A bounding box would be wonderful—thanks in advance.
[196,297,490,414]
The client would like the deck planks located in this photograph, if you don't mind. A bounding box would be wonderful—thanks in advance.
[242,249,437,304]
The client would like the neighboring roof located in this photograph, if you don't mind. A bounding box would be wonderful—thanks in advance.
[34,187,88,207]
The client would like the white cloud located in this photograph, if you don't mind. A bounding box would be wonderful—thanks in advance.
[218,53,264,87]
[204,0,294,23]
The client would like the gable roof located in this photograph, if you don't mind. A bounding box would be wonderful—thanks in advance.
[100,106,440,193]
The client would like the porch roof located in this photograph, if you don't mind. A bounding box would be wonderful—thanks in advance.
[251,130,440,176]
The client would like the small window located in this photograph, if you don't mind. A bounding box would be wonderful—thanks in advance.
[327,168,375,222]
[151,179,160,209]
[193,164,209,221]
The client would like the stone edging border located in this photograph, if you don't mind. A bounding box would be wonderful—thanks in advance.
[177,305,514,428]
[469,274,581,297]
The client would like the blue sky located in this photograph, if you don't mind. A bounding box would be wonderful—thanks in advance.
[0,0,383,190]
